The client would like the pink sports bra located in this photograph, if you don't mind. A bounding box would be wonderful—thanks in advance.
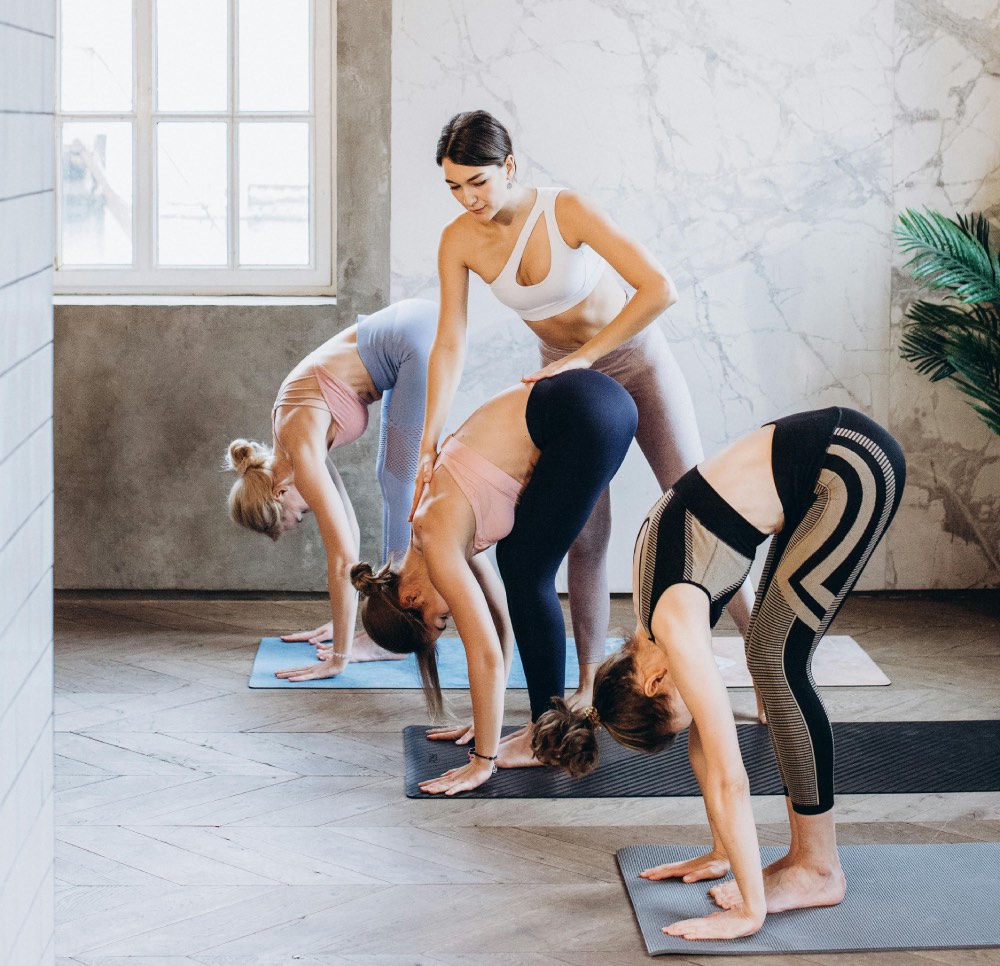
[433,436,525,553]
[272,363,369,450]
[489,187,607,322]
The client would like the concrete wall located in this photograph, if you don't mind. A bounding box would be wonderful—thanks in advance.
[0,3,56,963]
[55,0,1000,591]
[54,0,392,591]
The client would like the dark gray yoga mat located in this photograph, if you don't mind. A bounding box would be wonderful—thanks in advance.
[618,843,1000,955]
[404,720,1000,798]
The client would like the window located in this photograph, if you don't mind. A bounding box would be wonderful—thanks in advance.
[55,0,334,295]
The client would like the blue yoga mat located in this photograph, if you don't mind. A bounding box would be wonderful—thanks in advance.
[248,636,623,689]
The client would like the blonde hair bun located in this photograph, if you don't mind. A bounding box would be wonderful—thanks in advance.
[226,439,270,476]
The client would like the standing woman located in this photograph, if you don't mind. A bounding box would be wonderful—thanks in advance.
[532,406,905,939]
[412,110,755,739]
[224,299,436,679]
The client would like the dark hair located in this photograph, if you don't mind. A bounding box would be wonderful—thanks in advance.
[436,110,514,168]
[350,562,443,716]
[531,639,676,777]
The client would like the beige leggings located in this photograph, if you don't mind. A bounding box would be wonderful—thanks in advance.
[539,323,753,664]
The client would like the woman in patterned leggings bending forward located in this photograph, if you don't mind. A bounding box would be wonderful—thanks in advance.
[533,406,905,941]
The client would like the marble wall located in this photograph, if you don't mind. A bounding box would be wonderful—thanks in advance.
[390,0,1000,590]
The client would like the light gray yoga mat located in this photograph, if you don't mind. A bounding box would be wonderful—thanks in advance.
[617,843,1000,955]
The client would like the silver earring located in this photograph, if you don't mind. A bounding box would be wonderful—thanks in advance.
[507,180,512,189]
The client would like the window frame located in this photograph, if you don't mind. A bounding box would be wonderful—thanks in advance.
[54,0,335,296]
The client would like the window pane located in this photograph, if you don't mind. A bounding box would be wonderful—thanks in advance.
[60,122,133,265]
[157,122,228,265]
[238,0,309,111]
[156,0,228,112]
[60,0,133,112]
[239,122,310,265]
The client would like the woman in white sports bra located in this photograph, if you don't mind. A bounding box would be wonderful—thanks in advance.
[412,111,757,764]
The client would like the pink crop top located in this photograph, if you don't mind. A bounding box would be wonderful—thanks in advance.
[272,363,369,450]
[433,436,525,553]
[489,187,607,322]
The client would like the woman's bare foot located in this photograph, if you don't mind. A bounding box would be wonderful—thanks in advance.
[710,854,845,913]
[565,662,600,710]
[499,725,528,744]
[564,686,594,711]
[318,629,407,663]
[496,726,545,768]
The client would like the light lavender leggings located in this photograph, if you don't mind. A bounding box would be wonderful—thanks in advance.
[539,324,754,665]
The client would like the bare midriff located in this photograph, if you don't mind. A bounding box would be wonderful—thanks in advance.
[518,268,628,350]
[281,323,381,406]
[698,425,785,535]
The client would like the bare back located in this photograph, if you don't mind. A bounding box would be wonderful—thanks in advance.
[698,426,785,534]
[411,383,541,558]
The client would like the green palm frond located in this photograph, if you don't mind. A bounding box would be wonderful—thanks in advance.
[897,208,1000,437]
[895,208,1000,304]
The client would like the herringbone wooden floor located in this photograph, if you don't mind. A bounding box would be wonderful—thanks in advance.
[53,594,1000,965]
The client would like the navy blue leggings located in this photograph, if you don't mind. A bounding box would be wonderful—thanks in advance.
[496,369,638,720]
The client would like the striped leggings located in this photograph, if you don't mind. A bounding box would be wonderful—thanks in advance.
[746,410,906,814]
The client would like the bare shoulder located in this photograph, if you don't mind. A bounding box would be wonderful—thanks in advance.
[440,217,478,267]
[554,189,613,245]
[441,213,477,246]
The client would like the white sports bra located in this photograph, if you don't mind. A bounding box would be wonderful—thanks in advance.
[488,187,607,322]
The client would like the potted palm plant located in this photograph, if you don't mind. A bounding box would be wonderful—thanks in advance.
[895,209,1000,436]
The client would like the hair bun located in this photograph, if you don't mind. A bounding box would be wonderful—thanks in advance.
[531,697,601,778]
[350,561,396,596]
[226,439,268,476]
[350,562,375,593]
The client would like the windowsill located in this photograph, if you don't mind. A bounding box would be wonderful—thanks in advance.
[53,295,338,306]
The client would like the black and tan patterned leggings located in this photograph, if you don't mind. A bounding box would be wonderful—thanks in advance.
[746,409,906,815]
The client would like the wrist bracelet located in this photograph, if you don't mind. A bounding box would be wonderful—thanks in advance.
[467,747,498,774]
[328,649,349,659]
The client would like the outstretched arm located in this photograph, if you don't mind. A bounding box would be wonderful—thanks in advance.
[655,585,766,941]
[522,191,678,383]
[426,554,515,747]
[410,226,470,520]
[275,441,360,681]
[418,543,505,796]
[470,554,515,680]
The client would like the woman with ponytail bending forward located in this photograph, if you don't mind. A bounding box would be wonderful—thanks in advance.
[354,368,637,795]
[533,407,905,940]
[224,300,437,679]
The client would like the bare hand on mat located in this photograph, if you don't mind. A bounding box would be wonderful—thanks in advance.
[317,629,408,664]
[418,757,494,795]
[274,655,348,682]
[426,721,475,744]
[640,849,730,884]
[663,907,763,941]
[280,622,334,645]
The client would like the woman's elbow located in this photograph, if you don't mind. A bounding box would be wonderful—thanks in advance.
[328,557,356,582]
[656,273,679,311]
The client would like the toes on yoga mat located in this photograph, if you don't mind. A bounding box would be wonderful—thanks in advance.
[404,720,1000,798]
[249,634,886,688]
[617,843,1000,955]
